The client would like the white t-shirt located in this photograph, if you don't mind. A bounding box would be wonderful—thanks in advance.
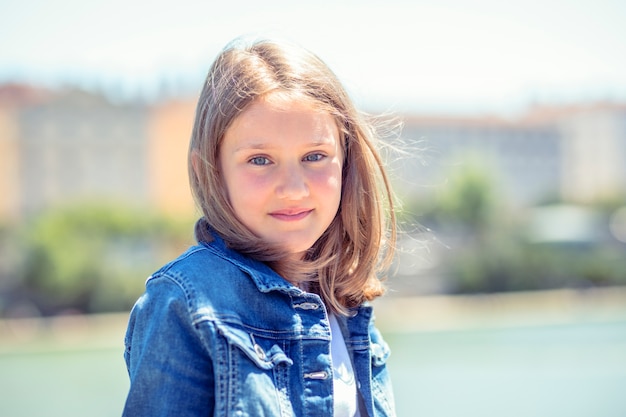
[329,313,361,417]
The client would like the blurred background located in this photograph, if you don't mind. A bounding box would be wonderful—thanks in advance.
[1,0,626,416]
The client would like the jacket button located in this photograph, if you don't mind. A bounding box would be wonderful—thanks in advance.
[304,371,329,380]
[254,344,266,360]
[294,302,320,310]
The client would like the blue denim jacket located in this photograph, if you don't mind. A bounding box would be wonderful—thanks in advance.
[123,233,396,416]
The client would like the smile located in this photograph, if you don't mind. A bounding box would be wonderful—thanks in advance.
[269,209,313,221]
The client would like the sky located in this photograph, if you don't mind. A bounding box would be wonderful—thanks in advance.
[1,0,626,114]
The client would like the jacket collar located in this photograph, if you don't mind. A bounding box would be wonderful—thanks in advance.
[200,229,304,296]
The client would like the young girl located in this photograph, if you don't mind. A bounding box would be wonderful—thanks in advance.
[123,37,397,417]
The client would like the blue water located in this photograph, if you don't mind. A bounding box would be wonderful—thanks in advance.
[1,318,625,416]
[386,320,626,417]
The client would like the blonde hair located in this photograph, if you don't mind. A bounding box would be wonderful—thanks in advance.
[189,37,396,314]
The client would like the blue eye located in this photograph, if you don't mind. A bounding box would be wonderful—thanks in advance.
[303,153,325,162]
[249,156,270,165]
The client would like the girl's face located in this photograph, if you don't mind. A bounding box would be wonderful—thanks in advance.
[219,95,343,258]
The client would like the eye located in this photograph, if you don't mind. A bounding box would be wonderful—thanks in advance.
[303,153,325,162]
[249,156,271,166]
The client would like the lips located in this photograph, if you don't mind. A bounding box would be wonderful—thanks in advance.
[269,208,313,221]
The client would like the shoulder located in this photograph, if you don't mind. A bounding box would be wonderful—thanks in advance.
[152,244,240,281]
[145,244,256,301]
[131,240,310,333]
[127,244,257,341]
[140,244,291,322]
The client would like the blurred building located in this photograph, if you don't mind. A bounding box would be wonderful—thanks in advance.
[553,104,626,202]
[0,84,196,221]
[397,114,561,205]
[0,83,624,222]
[397,102,626,205]
[147,99,197,216]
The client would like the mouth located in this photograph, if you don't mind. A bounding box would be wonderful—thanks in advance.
[269,208,313,221]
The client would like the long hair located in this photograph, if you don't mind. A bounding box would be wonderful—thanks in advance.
[189,37,396,315]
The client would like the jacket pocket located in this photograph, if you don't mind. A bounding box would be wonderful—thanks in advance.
[212,322,296,416]
[215,321,293,370]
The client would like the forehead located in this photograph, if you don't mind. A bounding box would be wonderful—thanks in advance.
[256,91,338,118]
[238,90,340,126]
[223,94,342,146]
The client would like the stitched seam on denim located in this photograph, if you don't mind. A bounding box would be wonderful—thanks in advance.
[299,335,308,417]
[345,338,370,345]
[147,258,200,318]
[228,341,240,415]
[372,378,394,416]
[274,341,293,417]
[214,326,229,417]
[192,315,328,341]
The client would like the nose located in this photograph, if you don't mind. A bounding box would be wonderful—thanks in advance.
[276,164,309,200]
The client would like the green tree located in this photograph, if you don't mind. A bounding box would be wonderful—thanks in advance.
[435,158,500,235]
[11,201,194,315]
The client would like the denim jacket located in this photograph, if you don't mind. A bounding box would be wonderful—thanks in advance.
[123,233,395,416]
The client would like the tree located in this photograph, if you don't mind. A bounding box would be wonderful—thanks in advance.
[435,157,500,235]
[6,201,194,316]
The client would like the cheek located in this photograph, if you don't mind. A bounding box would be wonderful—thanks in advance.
[312,164,342,199]
[237,172,270,189]
[227,171,272,206]
[328,160,343,192]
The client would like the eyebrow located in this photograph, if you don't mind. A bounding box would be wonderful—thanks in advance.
[233,140,334,153]
[234,142,270,153]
